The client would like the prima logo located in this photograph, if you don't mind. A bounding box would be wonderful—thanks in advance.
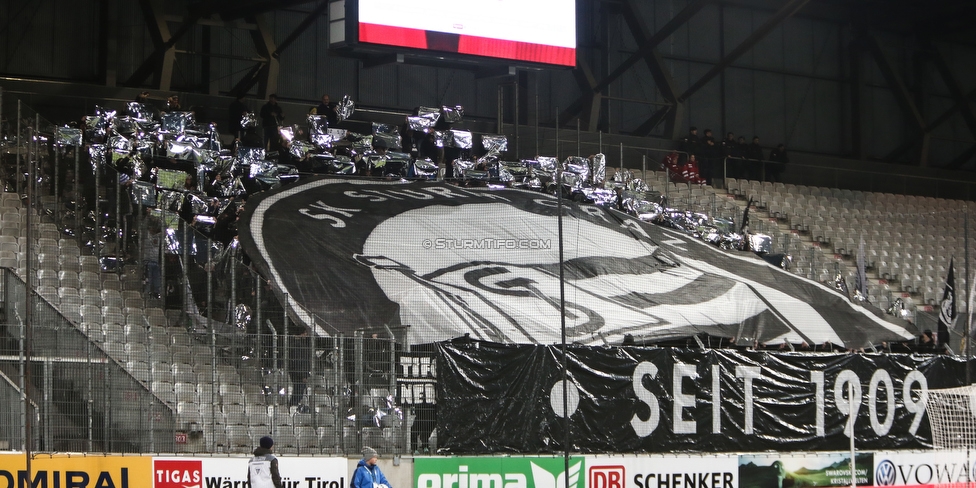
[415,458,584,488]
[531,461,582,488]
[875,460,897,486]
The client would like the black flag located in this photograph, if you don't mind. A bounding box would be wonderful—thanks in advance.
[740,197,753,233]
[938,257,956,348]
[854,235,867,299]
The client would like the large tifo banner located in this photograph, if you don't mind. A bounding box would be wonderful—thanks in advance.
[0,455,347,488]
[436,342,967,453]
[239,178,914,348]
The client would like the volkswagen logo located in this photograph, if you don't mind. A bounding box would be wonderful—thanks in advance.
[876,460,897,486]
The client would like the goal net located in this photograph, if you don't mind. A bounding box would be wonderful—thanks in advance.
[927,384,976,449]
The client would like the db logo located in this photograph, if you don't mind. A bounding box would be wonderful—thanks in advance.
[154,460,203,488]
[875,460,896,486]
[590,466,625,488]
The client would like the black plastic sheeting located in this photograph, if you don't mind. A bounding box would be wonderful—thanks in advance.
[239,177,915,348]
[436,340,972,454]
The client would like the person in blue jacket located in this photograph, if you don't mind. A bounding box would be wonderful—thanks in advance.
[352,447,391,488]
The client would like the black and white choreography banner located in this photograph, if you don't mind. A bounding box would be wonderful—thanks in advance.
[239,178,914,347]
[436,342,966,453]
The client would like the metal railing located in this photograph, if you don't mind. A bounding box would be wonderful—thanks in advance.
[0,88,433,454]
[0,268,175,452]
[0,263,431,455]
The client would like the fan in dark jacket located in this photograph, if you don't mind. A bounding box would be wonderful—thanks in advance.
[248,436,282,488]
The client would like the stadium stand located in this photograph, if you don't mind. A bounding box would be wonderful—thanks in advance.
[0,87,967,455]
[3,158,966,452]
[0,187,363,454]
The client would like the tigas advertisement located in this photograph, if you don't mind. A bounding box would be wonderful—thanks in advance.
[153,457,347,488]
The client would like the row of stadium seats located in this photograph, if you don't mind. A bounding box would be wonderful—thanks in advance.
[725,177,971,310]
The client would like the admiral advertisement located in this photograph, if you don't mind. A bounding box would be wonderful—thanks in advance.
[0,454,152,488]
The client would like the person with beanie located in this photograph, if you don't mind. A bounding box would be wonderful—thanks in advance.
[351,447,391,488]
[248,436,282,488]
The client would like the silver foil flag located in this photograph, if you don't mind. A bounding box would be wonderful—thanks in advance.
[536,157,559,172]
[94,105,117,120]
[161,112,194,135]
[452,159,477,179]
[372,123,402,150]
[127,103,153,123]
[241,112,259,129]
[447,130,473,149]
[481,135,508,155]
[308,115,329,137]
[278,126,296,143]
[441,105,464,124]
[112,116,139,134]
[337,95,355,122]
[749,234,772,254]
[85,115,109,138]
[564,156,590,187]
[88,144,107,171]
[109,135,133,153]
[131,181,157,207]
[413,159,438,178]
[238,147,266,165]
[407,107,441,131]
[158,190,183,211]
[290,141,314,159]
[55,127,83,147]
[591,153,607,185]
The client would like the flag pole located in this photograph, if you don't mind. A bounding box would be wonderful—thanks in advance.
[848,381,856,488]
[966,209,971,386]
[556,107,570,488]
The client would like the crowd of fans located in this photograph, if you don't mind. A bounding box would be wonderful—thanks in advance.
[667,126,790,185]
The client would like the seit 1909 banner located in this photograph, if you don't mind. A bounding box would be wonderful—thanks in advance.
[435,342,966,454]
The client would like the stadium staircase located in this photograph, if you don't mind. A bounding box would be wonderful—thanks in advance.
[0,189,345,454]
